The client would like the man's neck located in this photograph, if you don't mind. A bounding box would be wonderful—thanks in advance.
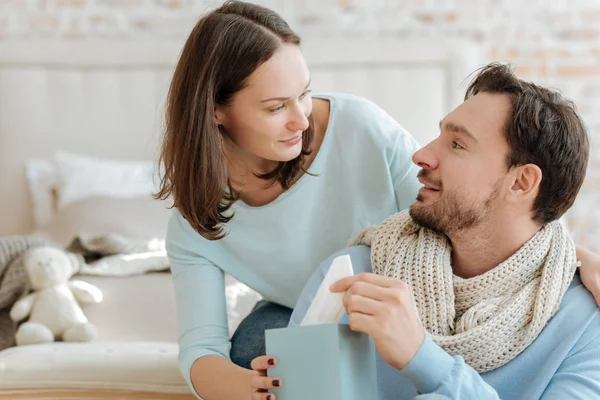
[450,216,542,279]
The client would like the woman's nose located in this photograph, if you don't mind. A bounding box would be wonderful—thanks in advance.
[288,103,310,131]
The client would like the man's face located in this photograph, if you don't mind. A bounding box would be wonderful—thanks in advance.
[409,92,513,236]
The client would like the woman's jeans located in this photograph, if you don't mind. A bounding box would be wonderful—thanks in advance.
[230,300,293,369]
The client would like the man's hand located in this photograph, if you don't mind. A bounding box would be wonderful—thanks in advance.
[330,273,425,370]
[249,355,281,400]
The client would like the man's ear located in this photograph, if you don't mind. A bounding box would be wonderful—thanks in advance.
[509,164,542,200]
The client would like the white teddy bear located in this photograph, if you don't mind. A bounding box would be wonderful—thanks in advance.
[9,246,103,346]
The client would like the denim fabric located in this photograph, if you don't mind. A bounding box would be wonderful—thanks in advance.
[230,300,293,369]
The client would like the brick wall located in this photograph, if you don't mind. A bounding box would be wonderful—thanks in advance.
[2,0,599,248]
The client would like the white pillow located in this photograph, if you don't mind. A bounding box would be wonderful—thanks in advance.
[54,151,157,210]
[25,159,59,227]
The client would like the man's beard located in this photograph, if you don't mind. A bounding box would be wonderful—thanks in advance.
[409,171,501,236]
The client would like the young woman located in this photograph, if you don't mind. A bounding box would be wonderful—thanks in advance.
[156,1,600,399]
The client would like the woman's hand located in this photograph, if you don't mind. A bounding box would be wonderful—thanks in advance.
[249,355,282,400]
[577,246,600,306]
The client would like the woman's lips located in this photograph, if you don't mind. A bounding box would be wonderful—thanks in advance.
[280,133,302,146]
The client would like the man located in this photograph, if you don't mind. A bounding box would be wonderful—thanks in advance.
[269,63,600,399]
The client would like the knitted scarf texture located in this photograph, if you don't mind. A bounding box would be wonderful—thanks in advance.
[349,210,578,373]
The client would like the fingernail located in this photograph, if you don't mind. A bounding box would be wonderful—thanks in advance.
[272,379,280,387]
[268,358,275,365]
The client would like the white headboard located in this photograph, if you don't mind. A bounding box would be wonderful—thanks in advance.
[0,38,481,236]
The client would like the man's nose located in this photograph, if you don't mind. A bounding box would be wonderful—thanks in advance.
[412,144,438,170]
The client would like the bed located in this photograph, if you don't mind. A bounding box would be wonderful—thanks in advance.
[0,37,481,398]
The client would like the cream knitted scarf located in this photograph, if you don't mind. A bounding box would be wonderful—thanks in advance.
[349,210,579,373]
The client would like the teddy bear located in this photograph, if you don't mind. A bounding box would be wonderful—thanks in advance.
[9,245,103,346]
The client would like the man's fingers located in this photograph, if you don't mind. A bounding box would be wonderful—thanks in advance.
[347,311,373,335]
[250,355,277,372]
[344,291,382,315]
[348,280,389,301]
[331,273,404,293]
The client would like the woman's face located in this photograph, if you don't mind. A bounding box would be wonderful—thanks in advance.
[215,43,313,167]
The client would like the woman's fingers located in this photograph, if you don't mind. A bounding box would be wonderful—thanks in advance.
[250,355,277,373]
[250,375,282,391]
[250,355,281,397]
[251,392,277,400]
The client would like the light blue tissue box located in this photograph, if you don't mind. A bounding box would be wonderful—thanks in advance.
[265,324,378,400]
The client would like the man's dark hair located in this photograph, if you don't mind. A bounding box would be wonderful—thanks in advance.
[465,62,589,224]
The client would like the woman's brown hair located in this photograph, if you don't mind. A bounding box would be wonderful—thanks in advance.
[155,1,313,240]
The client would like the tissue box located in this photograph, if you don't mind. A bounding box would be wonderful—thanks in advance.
[265,324,378,400]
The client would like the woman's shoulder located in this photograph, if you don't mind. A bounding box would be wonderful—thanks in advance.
[166,207,215,258]
[315,92,392,123]
[315,92,419,154]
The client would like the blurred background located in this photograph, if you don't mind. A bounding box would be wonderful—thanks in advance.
[0,0,598,249]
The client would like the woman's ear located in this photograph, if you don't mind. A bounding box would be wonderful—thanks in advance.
[214,106,226,126]
[509,164,542,200]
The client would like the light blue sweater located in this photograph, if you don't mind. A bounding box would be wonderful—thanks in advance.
[289,245,600,399]
[166,93,422,392]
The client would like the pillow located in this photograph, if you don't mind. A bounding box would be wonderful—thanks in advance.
[25,152,160,228]
[54,151,157,210]
[25,159,59,227]
[35,195,172,247]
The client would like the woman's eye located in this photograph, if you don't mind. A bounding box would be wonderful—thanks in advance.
[270,90,312,113]
[270,105,285,113]
[452,141,464,150]
[299,89,312,99]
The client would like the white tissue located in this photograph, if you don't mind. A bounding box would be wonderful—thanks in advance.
[301,254,354,326]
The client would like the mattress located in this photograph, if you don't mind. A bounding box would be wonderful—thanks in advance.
[0,341,195,399]
[77,273,179,342]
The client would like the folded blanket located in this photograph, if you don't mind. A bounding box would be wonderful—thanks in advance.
[0,235,54,350]
[67,233,170,277]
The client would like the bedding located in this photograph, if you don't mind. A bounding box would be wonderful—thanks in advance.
[0,341,195,399]
[1,231,261,346]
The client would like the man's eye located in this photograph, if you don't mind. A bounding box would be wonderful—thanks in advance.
[452,141,464,150]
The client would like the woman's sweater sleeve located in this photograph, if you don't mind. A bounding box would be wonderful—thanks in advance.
[166,211,230,398]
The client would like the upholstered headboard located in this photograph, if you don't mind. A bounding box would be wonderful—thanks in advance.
[0,38,481,235]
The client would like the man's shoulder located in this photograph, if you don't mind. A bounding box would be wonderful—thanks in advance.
[562,273,598,312]
[555,273,600,349]
[317,245,373,277]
